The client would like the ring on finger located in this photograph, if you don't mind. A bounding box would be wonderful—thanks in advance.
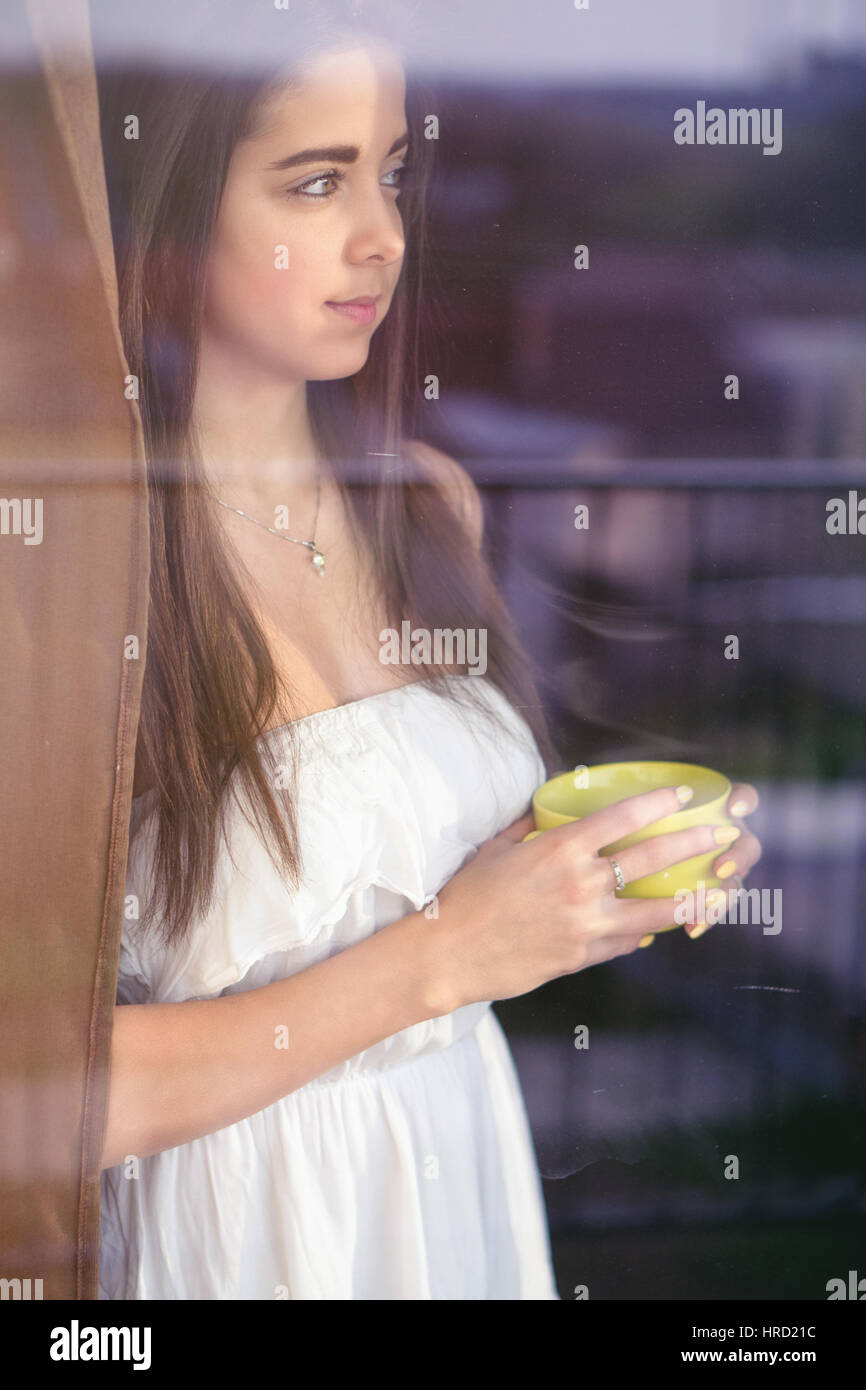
[608,857,627,892]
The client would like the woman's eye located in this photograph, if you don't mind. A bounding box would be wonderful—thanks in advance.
[289,164,408,201]
[293,170,343,200]
[382,164,407,192]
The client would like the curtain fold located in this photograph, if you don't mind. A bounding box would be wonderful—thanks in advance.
[0,0,148,1299]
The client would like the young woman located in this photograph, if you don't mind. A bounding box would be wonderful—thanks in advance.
[94,1,761,1300]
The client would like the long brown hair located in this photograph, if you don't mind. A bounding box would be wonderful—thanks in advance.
[95,0,560,950]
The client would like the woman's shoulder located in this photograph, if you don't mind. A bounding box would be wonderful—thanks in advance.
[403,438,484,551]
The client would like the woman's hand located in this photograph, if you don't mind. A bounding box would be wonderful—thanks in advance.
[712,782,762,888]
[670,781,763,941]
[428,784,745,1013]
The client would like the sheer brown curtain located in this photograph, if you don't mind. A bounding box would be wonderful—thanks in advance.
[0,0,148,1299]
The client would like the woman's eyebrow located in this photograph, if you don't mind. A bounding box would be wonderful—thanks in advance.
[266,131,409,171]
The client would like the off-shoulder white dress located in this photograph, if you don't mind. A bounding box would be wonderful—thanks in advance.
[98,675,559,1300]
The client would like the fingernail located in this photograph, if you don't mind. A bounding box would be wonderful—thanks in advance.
[715,858,737,879]
[638,934,655,948]
[675,784,694,804]
[713,825,741,845]
[730,799,749,817]
[688,921,709,939]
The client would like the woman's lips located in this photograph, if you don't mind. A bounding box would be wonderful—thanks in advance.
[325,299,377,325]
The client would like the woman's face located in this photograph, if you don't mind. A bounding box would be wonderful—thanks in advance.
[201,42,408,383]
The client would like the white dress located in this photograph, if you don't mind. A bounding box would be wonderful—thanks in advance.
[98,674,560,1300]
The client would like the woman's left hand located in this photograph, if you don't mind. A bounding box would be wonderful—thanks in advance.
[714,782,762,885]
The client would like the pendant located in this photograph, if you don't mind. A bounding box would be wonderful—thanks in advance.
[312,549,325,576]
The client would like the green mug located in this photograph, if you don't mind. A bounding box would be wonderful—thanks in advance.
[523,760,734,930]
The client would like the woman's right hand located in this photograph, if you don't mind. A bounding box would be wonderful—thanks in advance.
[429,784,736,1011]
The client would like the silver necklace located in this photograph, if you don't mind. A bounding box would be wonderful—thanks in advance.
[215,474,325,576]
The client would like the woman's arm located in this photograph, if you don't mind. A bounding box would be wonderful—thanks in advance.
[100,909,453,1170]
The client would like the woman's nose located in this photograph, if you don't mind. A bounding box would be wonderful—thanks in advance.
[345,188,405,265]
